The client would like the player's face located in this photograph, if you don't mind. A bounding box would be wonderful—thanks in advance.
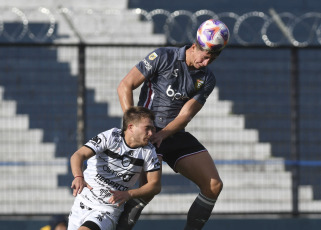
[188,44,219,69]
[193,50,218,69]
[132,117,155,147]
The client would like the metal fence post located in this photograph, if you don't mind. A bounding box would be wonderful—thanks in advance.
[77,44,86,149]
[290,47,300,216]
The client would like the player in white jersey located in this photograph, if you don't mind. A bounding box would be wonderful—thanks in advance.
[67,106,161,230]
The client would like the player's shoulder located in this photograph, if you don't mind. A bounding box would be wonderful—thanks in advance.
[141,142,156,152]
[99,127,122,140]
[153,46,179,57]
[110,127,122,136]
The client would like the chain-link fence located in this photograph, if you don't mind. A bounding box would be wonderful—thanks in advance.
[1,7,321,46]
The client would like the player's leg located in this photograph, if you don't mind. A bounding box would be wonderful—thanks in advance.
[116,157,163,230]
[175,151,223,230]
[79,221,101,230]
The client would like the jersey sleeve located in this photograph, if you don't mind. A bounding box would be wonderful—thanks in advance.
[135,48,162,80]
[193,70,216,105]
[84,128,116,154]
[143,145,161,172]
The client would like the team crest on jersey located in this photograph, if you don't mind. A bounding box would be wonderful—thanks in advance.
[122,156,131,167]
[148,52,158,60]
[195,79,204,90]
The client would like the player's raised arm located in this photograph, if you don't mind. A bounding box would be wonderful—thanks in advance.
[151,98,203,148]
[117,66,146,112]
[108,169,161,207]
[70,146,94,196]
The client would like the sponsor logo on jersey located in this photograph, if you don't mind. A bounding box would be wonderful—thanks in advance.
[195,79,204,90]
[142,59,152,71]
[102,165,135,182]
[172,69,179,77]
[148,52,158,60]
[96,173,129,191]
[166,85,190,101]
[100,188,112,198]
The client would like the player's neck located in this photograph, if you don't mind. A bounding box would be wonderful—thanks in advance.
[124,133,138,148]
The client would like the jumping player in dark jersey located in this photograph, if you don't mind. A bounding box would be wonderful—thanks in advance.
[117,19,230,230]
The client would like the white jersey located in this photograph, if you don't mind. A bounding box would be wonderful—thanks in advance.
[78,127,160,217]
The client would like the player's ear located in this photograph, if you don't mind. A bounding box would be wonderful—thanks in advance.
[191,43,197,51]
[127,123,134,132]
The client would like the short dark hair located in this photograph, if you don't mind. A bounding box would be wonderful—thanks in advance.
[122,106,155,131]
[195,39,222,56]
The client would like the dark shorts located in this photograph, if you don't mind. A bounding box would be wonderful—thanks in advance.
[155,127,207,172]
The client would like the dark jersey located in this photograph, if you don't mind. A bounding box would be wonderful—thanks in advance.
[136,46,216,128]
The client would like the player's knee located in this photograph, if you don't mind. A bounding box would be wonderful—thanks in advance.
[202,178,223,199]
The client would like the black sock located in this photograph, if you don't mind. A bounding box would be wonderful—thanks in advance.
[116,198,147,230]
[184,193,216,230]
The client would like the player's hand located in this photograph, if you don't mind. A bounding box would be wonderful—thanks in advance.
[150,132,163,148]
[71,177,93,197]
[108,190,131,206]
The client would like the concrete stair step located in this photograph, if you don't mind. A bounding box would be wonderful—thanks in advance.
[0,201,73,214]
[0,87,3,100]
[0,143,55,154]
[0,129,43,142]
[0,116,29,129]
[0,159,68,174]
[201,143,271,158]
[144,194,293,213]
[145,194,321,213]
[84,34,166,44]
[0,150,55,161]
[3,0,129,10]
[187,116,245,129]
[0,100,17,116]
[299,200,321,211]
[0,175,60,189]
[161,170,292,188]
[189,129,259,142]
[0,189,73,202]
[162,162,286,173]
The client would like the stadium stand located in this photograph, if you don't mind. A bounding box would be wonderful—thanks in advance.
[0,0,320,215]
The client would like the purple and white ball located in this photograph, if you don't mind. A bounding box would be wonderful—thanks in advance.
[197,19,230,52]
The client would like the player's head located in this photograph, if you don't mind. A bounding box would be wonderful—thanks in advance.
[195,19,229,56]
[122,106,155,147]
[188,19,229,69]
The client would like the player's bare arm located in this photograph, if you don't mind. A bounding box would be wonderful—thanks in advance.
[108,170,161,206]
[70,146,94,196]
[151,98,203,147]
[118,66,146,112]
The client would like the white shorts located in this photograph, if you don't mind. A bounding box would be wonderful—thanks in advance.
[68,197,116,230]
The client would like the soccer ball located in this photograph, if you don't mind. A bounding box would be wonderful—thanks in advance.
[196,19,230,52]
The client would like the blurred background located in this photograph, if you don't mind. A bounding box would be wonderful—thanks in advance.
[0,0,321,229]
